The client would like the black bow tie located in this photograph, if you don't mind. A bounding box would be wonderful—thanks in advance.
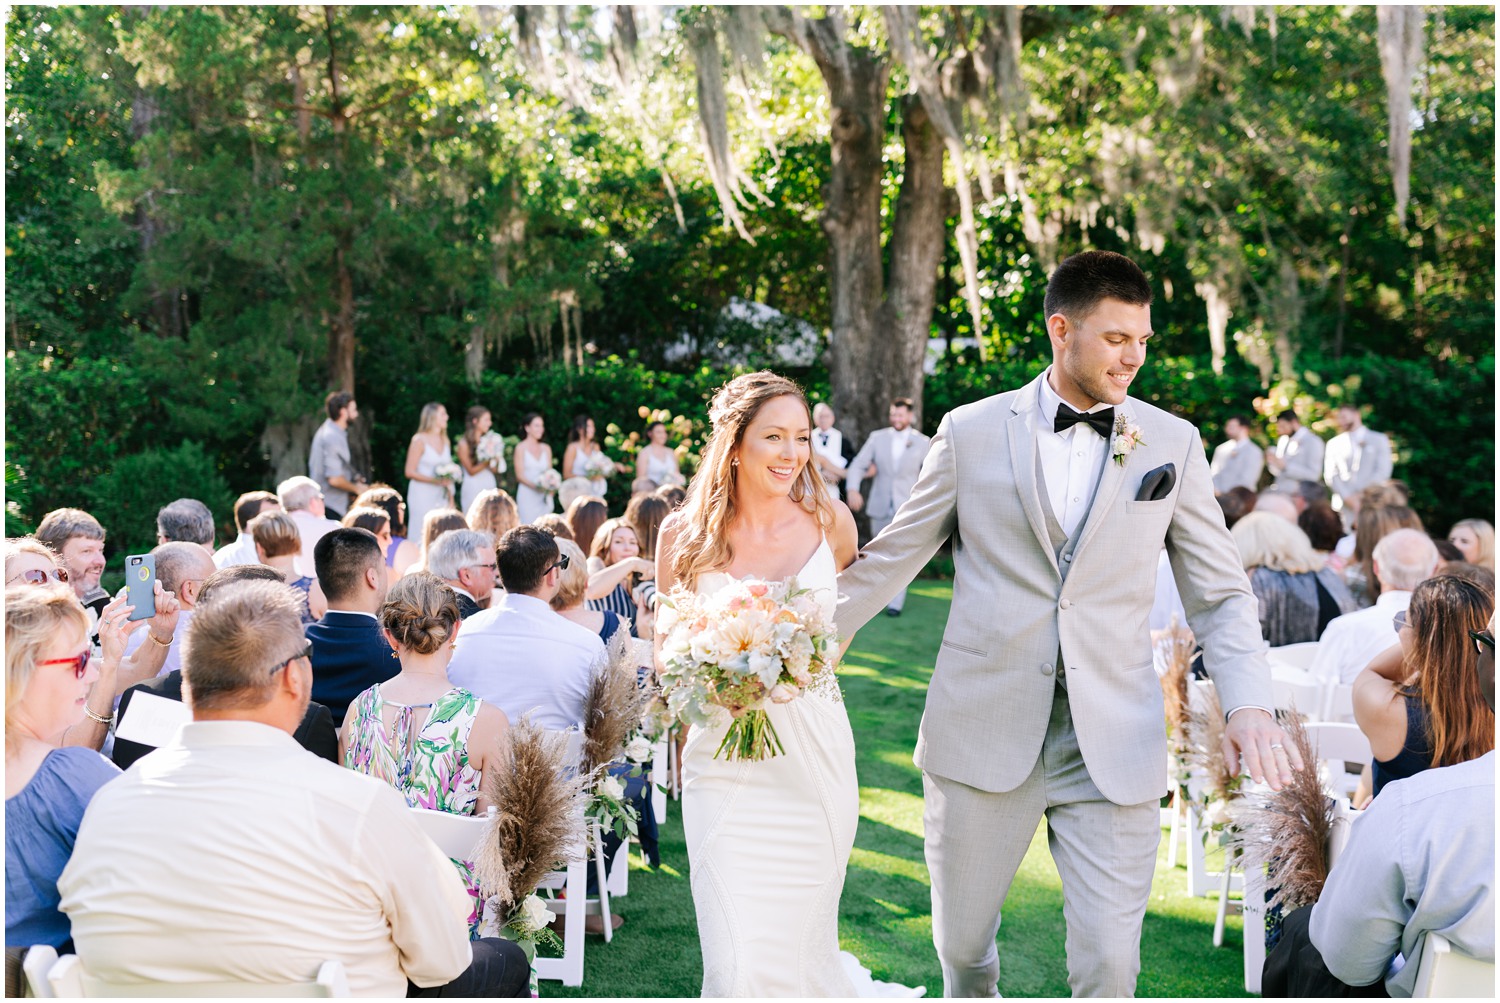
[1054,404,1115,438]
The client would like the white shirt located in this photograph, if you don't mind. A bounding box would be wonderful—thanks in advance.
[1274,426,1325,484]
[211,532,260,570]
[813,428,846,483]
[1036,368,1113,537]
[58,720,472,996]
[448,592,604,731]
[1309,589,1412,686]
[122,607,194,679]
[889,426,914,474]
[287,509,341,579]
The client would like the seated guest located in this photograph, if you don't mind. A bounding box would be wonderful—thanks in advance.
[532,513,574,541]
[558,477,593,514]
[1233,512,1358,647]
[6,536,69,589]
[277,475,340,579]
[449,526,603,731]
[121,542,216,679]
[5,584,120,951]
[427,529,497,619]
[305,528,394,726]
[1346,504,1425,607]
[1311,529,1440,686]
[249,510,324,624]
[155,498,215,554]
[411,508,468,576]
[552,539,627,643]
[342,573,510,937]
[112,566,339,770]
[465,489,520,544]
[1353,575,1494,799]
[1254,490,1300,525]
[1216,485,1257,531]
[354,484,420,576]
[212,491,280,569]
[564,496,607,557]
[342,505,393,556]
[1448,518,1495,571]
[586,519,655,638]
[654,482,686,510]
[57,581,529,997]
[34,508,110,637]
[1298,501,1346,569]
[1263,610,1495,997]
[1441,560,1496,594]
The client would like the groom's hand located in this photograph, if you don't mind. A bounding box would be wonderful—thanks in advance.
[1222,708,1304,791]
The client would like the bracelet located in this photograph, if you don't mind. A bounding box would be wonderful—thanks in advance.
[146,631,173,647]
[82,706,112,725]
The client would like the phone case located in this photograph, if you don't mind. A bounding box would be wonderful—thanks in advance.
[126,554,157,621]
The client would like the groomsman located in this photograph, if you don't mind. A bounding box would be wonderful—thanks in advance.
[1323,404,1393,520]
[1210,415,1264,494]
[846,398,932,616]
[1265,409,1324,492]
[811,403,855,499]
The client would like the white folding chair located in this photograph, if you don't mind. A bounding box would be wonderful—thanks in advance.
[47,955,349,996]
[1266,641,1320,671]
[1303,722,1372,799]
[649,735,670,825]
[1410,932,1497,997]
[533,852,589,988]
[1270,665,1326,721]
[408,805,497,860]
[22,945,58,998]
[1323,682,1356,723]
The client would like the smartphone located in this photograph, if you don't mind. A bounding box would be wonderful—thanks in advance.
[126,554,157,621]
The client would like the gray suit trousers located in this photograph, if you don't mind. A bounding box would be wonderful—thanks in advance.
[924,686,1160,998]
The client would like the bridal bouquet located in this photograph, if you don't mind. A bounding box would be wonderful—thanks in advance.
[657,577,839,761]
[476,431,508,473]
[536,468,562,494]
[582,452,616,480]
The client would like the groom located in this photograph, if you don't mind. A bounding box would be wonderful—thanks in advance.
[835,250,1299,998]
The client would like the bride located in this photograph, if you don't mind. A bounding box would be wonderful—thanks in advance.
[656,372,916,998]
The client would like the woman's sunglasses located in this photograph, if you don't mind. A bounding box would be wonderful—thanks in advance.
[39,649,91,680]
[1471,630,1495,656]
[7,567,69,586]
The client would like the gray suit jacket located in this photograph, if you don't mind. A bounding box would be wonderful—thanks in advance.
[835,378,1272,805]
[1323,428,1393,502]
[846,427,932,520]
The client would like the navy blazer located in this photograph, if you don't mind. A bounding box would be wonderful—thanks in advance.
[305,610,397,727]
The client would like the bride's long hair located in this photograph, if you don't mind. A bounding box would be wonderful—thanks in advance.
[672,371,837,590]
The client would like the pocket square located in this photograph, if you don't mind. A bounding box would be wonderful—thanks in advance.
[1135,462,1176,502]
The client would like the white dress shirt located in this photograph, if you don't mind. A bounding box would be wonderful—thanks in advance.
[448,592,605,731]
[889,426,914,474]
[1309,589,1412,686]
[813,428,846,484]
[58,720,472,996]
[1036,368,1113,537]
[212,532,260,570]
[1274,426,1325,484]
[288,509,341,579]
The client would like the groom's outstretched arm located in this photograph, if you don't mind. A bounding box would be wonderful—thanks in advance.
[835,414,958,637]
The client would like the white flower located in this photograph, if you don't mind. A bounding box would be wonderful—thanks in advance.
[1203,799,1231,829]
[768,682,801,704]
[625,735,652,762]
[597,774,626,802]
[518,893,551,932]
[1113,434,1136,456]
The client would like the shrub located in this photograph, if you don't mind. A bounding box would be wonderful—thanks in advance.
[82,441,234,557]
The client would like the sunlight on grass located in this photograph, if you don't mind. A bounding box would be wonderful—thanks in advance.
[858,786,926,838]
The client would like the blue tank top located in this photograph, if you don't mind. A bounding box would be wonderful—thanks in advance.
[1372,697,1433,798]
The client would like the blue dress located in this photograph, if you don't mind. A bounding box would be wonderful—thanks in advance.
[5,747,119,948]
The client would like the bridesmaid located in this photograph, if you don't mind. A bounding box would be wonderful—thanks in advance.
[404,403,454,535]
[563,414,628,498]
[635,420,685,488]
[513,413,556,524]
[456,406,500,514]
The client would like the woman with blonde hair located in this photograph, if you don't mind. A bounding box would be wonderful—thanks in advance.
[5,584,122,950]
[1232,511,1357,647]
[1448,518,1495,571]
[466,488,519,543]
[341,572,509,937]
[550,538,624,644]
[654,371,879,996]
[404,402,456,535]
[5,537,69,588]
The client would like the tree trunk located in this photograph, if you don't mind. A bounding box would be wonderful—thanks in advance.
[127,8,185,340]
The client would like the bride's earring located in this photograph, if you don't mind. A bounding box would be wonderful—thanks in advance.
[731,457,740,466]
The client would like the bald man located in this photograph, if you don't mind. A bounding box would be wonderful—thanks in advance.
[122,541,217,679]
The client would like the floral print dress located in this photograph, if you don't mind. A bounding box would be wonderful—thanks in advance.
[343,685,485,936]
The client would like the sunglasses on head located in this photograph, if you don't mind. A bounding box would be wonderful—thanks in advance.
[39,649,91,680]
[8,567,69,586]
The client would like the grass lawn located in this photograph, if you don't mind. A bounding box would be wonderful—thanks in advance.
[550,581,1249,998]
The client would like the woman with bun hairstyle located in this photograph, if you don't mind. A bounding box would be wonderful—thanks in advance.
[340,572,509,937]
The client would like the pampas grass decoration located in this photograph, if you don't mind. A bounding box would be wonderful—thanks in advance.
[581,627,652,778]
[1185,681,1237,802]
[474,718,588,910]
[1227,712,1336,912]
[1154,616,1197,752]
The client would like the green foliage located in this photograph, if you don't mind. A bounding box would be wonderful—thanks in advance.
[82,442,233,556]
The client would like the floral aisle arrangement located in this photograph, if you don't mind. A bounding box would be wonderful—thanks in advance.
[1154,617,1198,798]
[657,576,839,761]
[580,631,653,842]
[1185,683,1242,841]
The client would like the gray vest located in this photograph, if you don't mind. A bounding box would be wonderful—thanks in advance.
[1035,446,1111,686]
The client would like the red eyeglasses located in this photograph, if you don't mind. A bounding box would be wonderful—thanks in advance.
[39,649,92,680]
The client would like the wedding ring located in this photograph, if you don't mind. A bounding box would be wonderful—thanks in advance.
[1269,743,1284,750]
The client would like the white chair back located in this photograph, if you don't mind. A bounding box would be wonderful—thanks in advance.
[1323,682,1356,723]
[48,955,350,997]
[22,945,58,998]
[1303,722,1372,798]
[1266,641,1320,671]
[1410,932,1497,998]
[408,805,496,861]
[1270,666,1324,720]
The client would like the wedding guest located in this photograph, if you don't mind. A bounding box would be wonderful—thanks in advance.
[248,511,324,624]
[846,397,933,616]
[514,413,557,524]
[155,498,215,554]
[427,529,497,620]
[1448,518,1495,571]
[810,403,854,499]
[405,402,456,536]
[564,414,625,498]
[305,528,394,726]
[112,566,339,770]
[35,508,110,634]
[1347,505,1425,606]
[636,420,685,489]
[551,539,625,644]
[630,477,658,496]
[587,518,654,638]
[1232,512,1357,648]
[1265,408,1325,491]
[448,527,603,731]
[625,492,670,635]
[654,482,686,511]
[1440,561,1496,594]
[412,508,467,575]
[1255,490,1301,525]
[1217,485,1258,530]
[121,542,217,678]
[559,477,594,513]
[1323,404,1394,521]
[5,584,119,951]
[5,537,68,589]
[1299,501,1347,568]
[1353,574,1494,799]
[341,505,393,556]
[1433,538,1465,563]
[309,391,368,520]
[343,572,510,938]
[456,406,502,514]
[466,488,520,544]
[1210,415,1264,495]
[276,475,339,580]
[354,484,420,575]
[58,580,529,997]
[532,513,574,541]
[565,496,608,556]
[1310,529,1441,686]
[212,491,280,569]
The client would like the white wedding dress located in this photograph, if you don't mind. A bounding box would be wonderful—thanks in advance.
[684,538,922,998]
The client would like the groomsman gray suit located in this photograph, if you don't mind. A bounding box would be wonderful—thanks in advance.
[836,252,1282,998]
[846,403,932,614]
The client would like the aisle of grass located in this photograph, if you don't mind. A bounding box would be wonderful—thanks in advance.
[550,581,1247,997]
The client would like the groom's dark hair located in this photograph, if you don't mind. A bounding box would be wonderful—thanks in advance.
[1043,250,1153,322]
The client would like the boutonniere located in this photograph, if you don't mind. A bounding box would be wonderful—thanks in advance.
[1112,414,1145,466]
